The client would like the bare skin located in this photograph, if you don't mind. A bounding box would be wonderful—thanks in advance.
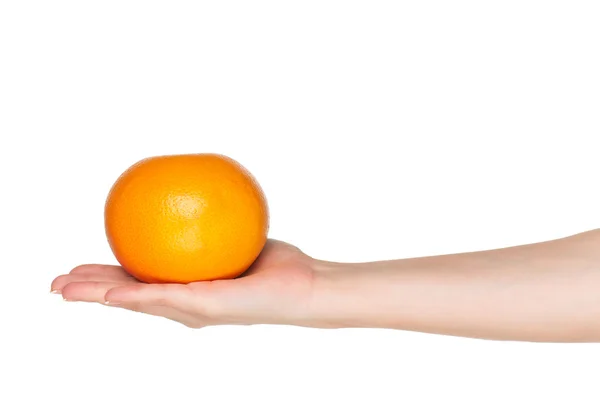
[51,229,600,342]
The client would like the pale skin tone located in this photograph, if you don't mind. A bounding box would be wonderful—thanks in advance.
[51,229,600,342]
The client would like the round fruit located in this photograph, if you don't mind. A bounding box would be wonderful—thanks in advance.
[104,153,269,283]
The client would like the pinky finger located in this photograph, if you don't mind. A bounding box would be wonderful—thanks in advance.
[110,303,204,328]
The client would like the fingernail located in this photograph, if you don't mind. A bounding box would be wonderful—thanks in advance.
[50,289,60,294]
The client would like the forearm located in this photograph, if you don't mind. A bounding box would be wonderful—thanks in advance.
[307,229,600,342]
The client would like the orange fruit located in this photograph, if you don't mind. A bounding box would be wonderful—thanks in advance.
[104,153,269,283]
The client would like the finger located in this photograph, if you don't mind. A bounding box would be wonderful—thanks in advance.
[61,282,203,327]
[109,303,205,328]
[104,284,194,308]
[51,272,135,292]
[69,264,134,279]
[61,281,124,303]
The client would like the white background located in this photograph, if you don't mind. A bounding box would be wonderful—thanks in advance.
[1,1,599,397]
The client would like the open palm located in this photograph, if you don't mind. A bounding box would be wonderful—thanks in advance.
[51,240,318,328]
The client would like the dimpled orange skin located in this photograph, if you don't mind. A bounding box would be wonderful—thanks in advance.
[104,154,269,283]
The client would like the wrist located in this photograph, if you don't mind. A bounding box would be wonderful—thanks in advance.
[300,259,375,329]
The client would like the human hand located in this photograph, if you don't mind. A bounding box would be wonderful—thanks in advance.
[51,240,320,328]
[51,229,600,341]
